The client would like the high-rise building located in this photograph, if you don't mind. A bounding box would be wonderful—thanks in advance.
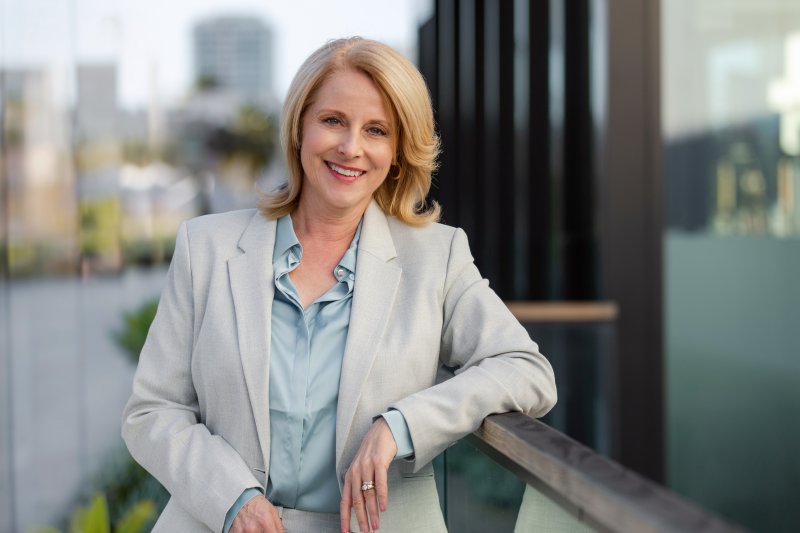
[76,63,117,143]
[192,16,273,106]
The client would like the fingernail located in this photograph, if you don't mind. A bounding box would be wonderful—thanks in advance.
[373,520,379,530]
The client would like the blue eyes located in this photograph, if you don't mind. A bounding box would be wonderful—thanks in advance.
[321,117,387,137]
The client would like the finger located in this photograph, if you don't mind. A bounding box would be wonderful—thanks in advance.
[352,475,370,533]
[271,505,284,533]
[362,477,380,531]
[340,477,352,533]
[375,464,389,513]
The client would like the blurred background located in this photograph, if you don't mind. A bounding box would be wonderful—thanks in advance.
[0,0,798,532]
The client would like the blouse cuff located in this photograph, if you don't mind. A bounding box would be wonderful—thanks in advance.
[381,409,415,459]
[222,487,263,533]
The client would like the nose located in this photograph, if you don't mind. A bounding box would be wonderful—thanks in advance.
[338,128,363,158]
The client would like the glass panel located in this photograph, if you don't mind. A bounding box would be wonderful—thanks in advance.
[515,484,593,533]
[663,1,800,531]
[2,0,84,529]
[0,189,11,532]
[525,322,615,455]
[439,439,597,532]
[1,2,433,532]
[435,320,613,531]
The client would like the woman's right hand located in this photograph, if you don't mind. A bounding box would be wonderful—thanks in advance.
[230,496,284,533]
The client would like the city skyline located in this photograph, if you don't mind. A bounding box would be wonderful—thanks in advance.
[0,0,432,110]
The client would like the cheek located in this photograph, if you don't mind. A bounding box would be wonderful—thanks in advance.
[374,145,394,172]
[299,130,327,172]
[300,129,317,156]
[299,147,312,179]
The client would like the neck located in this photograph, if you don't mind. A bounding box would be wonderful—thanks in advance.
[291,199,366,244]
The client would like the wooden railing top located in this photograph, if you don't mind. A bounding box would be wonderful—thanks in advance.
[468,413,746,533]
[505,301,619,323]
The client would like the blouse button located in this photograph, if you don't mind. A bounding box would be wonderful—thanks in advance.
[336,268,345,278]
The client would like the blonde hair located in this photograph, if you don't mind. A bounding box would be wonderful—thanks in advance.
[259,37,440,226]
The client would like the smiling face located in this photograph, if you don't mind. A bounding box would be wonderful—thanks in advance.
[298,68,395,218]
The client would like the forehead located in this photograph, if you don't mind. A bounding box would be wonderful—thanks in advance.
[309,69,393,120]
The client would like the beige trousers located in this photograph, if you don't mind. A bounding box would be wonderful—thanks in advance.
[277,506,342,533]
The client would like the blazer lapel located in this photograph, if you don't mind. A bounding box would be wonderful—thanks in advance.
[228,211,276,472]
[336,202,402,472]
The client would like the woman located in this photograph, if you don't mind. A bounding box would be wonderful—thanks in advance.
[122,37,556,533]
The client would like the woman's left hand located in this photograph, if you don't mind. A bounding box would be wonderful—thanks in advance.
[340,418,397,532]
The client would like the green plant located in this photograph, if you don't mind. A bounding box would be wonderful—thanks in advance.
[114,299,159,363]
[33,493,155,533]
[206,104,277,174]
[79,199,121,258]
[90,448,169,528]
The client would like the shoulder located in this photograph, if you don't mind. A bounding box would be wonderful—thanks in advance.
[385,217,473,272]
[181,208,262,243]
[183,208,259,235]
[177,209,276,265]
[386,217,462,251]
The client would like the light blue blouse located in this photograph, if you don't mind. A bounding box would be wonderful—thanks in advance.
[223,214,413,532]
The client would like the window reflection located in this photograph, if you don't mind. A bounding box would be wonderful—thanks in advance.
[1,2,430,531]
[4,67,78,276]
[664,1,800,531]
[664,2,800,238]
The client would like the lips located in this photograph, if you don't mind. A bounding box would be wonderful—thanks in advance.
[326,161,366,178]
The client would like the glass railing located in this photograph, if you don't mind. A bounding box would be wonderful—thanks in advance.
[434,302,744,532]
[437,412,744,532]
[511,302,617,455]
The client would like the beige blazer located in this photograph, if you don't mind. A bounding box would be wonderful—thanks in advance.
[122,201,557,532]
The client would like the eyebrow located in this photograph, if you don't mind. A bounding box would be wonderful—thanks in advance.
[315,108,391,128]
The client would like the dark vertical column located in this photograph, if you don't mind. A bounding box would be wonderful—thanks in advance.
[558,0,602,449]
[596,0,664,481]
[473,0,515,298]
[562,0,597,300]
[425,0,557,302]
[511,0,531,299]
[457,0,478,241]
[520,0,552,300]
[418,17,437,123]
[481,0,501,288]
[434,0,459,226]
[549,0,566,299]
[497,0,515,297]
[418,12,439,220]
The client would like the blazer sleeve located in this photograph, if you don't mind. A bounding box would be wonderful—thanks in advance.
[121,222,260,533]
[389,227,557,470]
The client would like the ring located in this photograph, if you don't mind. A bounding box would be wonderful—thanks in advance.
[361,480,375,492]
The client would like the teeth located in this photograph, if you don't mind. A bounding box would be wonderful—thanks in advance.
[328,162,364,177]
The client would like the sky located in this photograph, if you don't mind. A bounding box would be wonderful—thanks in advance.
[0,0,433,109]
